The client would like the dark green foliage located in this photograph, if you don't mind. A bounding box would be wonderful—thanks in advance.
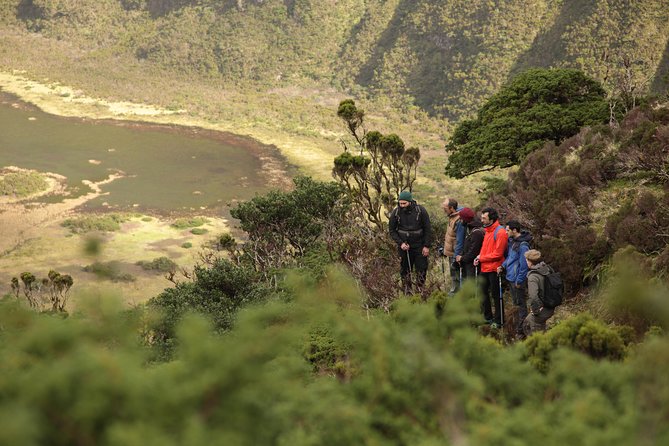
[148,257,270,357]
[231,175,347,271]
[136,256,178,273]
[445,69,609,178]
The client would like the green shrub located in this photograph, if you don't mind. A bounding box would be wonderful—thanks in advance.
[524,313,629,373]
[61,214,128,233]
[190,228,208,235]
[181,242,193,249]
[0,171,48,197]
[136,257,177,273]
[82,261,135,282]
[171,217,208,229]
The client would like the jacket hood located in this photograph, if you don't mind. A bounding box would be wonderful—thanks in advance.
[515,231,533,244]
[467,217,483,229]
[530,261,550,275]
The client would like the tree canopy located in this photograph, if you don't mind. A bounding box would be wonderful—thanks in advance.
[444,68,609,178]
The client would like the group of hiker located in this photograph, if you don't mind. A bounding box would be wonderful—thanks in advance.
[388,190,561,339]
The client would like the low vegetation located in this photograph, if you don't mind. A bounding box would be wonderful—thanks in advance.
[170,217,208,229]
[82,261,135,283]
[136,256,177,274]
[61,214,129,234]
[0,171,48,197]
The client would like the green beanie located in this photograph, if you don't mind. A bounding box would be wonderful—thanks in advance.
[398,190,413,202]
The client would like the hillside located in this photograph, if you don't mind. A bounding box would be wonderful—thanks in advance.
[1,0,667,125]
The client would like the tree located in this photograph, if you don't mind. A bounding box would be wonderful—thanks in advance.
[444,69,609,178]
[333,99,420,231]
[230,175,347,278]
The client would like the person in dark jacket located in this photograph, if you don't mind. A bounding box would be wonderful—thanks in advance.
[498,220,533,339]
[455,208,484,281]
[523,249,555,336]
[389,190,432,294]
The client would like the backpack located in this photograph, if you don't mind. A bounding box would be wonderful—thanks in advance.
[536,266,564,309]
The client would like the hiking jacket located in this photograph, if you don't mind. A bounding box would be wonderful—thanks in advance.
[501,231,533,286]
[527,261,550,314]
[443,209,465,257]
[389,202,432,249]
[478,221,508,273]
[461,219,485,267]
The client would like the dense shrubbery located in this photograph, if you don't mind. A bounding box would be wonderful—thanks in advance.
[148,257,270,358]
[487,102,669,295]
[1,268,669,444]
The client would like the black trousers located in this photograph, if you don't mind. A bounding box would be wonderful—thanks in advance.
[399,247,428,293]
[480,272,503,325]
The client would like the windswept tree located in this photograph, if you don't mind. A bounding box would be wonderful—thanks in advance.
[445,69,609,178]
[333,99,420,231]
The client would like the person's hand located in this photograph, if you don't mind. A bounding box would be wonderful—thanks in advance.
[455,255,462,262]
[422,247,429,257]
[400,242,410,251]
[497,266,503,274]
[473,256,480,266]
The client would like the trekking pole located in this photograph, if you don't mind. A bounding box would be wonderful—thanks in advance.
[475,264,479,300]
[458,263,463,293]
[406,249,412,291]
[440,255,446,287]
[498,273,504,327]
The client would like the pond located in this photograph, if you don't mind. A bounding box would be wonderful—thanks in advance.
[0,93,292,214]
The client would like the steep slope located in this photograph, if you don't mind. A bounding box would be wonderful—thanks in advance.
[1,0,668,121]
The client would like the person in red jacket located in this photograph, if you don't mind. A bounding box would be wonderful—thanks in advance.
[474,207,508,327]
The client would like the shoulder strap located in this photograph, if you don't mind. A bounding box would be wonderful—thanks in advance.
[493,225,502,241]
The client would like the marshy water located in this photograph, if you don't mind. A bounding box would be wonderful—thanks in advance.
[0,93,291,214]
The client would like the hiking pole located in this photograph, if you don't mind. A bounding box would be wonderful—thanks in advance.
[406,249,412,293]
[498,273,504,327]
[458,262,462,293]
[440,253,446,289]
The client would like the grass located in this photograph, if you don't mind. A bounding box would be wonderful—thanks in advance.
[0,171,48,197]
[190,228,208,235]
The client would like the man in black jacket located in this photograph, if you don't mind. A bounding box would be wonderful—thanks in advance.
[456,208,484,281]
[389,190,432,294]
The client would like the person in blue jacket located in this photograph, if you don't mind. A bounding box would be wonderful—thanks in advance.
[497,220,533,339]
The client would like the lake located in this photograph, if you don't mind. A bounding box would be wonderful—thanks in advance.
[0,92,292,214]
